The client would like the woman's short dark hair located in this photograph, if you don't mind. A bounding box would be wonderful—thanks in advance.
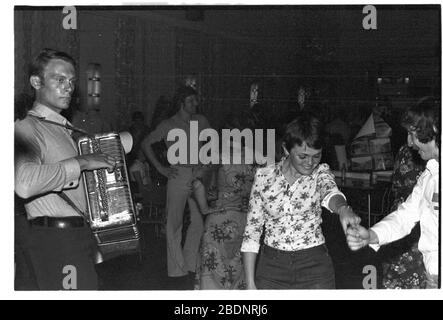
[401,96,440,146]
[172,85,198,113]
[283,113,325,151]
[28,48,76,79]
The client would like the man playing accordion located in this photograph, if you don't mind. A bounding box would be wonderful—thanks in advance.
[15,49,116,290]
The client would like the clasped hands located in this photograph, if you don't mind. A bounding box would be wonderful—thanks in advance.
[338,205,375,251]
[337,205,372,251]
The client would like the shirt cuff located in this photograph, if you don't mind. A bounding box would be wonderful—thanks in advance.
[240,241,260,254]
[369,224,388,247]
[61,158,81,189]
[322,191,346,212]
[368,226,386,252]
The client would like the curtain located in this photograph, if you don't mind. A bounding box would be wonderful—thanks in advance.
[114,16,136,130]
[15,9,80,96]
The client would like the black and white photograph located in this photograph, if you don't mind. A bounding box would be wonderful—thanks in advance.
[8,1,442,299]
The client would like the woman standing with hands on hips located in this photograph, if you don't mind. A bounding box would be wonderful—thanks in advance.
[241,113,360,289]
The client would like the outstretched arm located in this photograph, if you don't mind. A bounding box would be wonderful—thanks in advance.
[317,164,360,233]
[243,252,258,290]
[329,194,361,233]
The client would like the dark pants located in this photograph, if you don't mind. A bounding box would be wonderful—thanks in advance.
[256,244,335,289]
[15,213,38,290]
[27,223,98,290]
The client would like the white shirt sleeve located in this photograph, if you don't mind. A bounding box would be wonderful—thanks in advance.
[369,171,424,251]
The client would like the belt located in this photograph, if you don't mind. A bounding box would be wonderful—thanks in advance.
[263,244,327,257]
[29,216,86,229]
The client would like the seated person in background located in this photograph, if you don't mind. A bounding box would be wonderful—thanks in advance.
[147,96,173,187]
[347,97,440,289]
[129,149,152,195]
[241,112,360,290]
[380,142,427,289]
[127,111,151,193]
[127,111,150,165]
[373,98,406,156]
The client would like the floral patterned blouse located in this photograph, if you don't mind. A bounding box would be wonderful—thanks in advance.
[390,145,426,211]
[241,158,345,253]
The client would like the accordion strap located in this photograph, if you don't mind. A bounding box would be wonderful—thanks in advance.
[28,114,92,137]
[28,115,93,224]
[58,192,90,224]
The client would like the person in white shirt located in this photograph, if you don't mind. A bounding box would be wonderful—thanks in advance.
[346,97,440,288]
[141,86,211,280]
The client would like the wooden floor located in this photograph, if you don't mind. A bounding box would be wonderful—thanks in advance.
[96,210,385,290]
[16,210,403,291]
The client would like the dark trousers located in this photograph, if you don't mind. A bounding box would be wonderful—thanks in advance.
[27,224,98,290]
[15,214,38,290]
[256,244,336,289]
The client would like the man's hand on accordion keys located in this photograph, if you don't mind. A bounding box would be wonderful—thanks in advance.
[76,153,117,173]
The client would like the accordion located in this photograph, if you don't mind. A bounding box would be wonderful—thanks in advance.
[78,132,140,261]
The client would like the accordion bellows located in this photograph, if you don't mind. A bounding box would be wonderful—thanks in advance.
[78,132,140,260]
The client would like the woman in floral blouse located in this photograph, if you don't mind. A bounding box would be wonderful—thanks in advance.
[241,113,361,289]
[380,143,427,289]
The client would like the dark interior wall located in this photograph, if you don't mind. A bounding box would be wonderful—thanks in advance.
[15,9,179,129]
[336,7,440,62]
[14,8,268,130]
[336,7,440,90]
[14,6,440,131]
[14,9,80,101]
[348,6,440,118]
[77,12,116,128]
